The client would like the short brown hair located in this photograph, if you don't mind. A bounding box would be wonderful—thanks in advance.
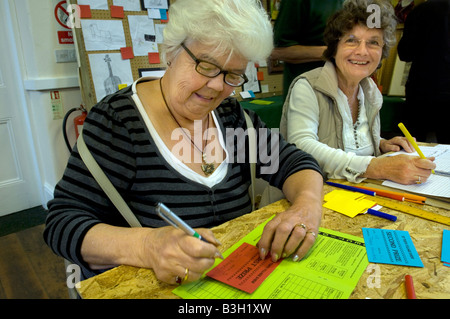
[323,0,397,64]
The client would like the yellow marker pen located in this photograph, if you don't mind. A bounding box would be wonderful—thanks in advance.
[398,122,434,174]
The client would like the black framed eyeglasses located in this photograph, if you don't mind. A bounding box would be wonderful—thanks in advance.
[181,43,248,87]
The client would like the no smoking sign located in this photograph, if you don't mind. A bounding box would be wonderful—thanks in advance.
[54,0,71,29]
[54,0,75,44]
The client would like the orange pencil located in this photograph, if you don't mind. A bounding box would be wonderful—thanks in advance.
[352,185,426,204]
[351,185,405,201]
[401,193,427,203]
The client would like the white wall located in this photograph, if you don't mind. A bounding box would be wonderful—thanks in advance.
[9,0,83,207]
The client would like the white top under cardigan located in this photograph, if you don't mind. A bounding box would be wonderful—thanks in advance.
[132,77,229,188]
[286,77,376,183]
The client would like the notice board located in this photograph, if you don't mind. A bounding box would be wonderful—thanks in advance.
[68,0,283,110]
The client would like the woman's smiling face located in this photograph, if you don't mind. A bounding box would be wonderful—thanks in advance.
[335,24,384,86]
[164,41,248,121]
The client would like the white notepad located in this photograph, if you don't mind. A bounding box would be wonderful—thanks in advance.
[382,144,450,198]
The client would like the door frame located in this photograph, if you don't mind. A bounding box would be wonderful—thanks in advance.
[0,0,44,216]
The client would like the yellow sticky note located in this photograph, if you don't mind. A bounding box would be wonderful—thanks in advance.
[324,190,363,201]
[324,190,375,218]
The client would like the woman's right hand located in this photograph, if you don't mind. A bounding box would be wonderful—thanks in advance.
[364,154,436,185]
[139,226,222,285]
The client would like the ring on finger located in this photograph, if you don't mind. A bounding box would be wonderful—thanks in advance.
[183,268,189,283]
[306,231,316,238]
[416,176,422,184]
[175,268,189,285]
[295,223,307,230]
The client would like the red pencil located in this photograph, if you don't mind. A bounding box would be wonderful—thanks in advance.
[405,275,417,299]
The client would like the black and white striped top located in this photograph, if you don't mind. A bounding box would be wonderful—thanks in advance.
[44,84,322,279]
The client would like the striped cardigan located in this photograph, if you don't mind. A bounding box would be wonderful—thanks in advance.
[44,85,322,279]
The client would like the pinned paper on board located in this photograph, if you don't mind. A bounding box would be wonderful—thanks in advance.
[81,20,126,51]
[128,15,158,56]
[154,24,166,44]
[144,0,169,9]
[78,0,108,10]
[323,190,376,218]
[88,53,133,102]
[113,0,142,11]
[148,8,159,19]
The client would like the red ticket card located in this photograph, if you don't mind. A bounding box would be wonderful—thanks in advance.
[206,242,281,294]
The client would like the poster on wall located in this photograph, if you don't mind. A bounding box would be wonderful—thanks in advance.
[142,0,169,9]
[88,53,134,102]
[128,15,158,56]
[77,0,109,10]
[113,0,142,11]
[81,20,126,51]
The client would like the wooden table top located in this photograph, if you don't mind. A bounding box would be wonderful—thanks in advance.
[77,182,450,299]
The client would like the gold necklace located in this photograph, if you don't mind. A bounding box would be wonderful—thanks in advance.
[159,78,215,176]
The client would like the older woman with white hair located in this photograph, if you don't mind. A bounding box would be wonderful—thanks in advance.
[45,0,324,286]
[281,0,436,185]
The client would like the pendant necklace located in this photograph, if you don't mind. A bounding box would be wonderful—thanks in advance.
[159,78,215,176]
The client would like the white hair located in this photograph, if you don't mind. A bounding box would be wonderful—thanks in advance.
[160,0,273,64]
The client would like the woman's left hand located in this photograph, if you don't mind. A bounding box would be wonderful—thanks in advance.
[380,137,414,154]
[257,200,322,262]
[256,170,323,263]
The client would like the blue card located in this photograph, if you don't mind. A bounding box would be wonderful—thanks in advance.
[362,228,424,267]
[442,230,450,266]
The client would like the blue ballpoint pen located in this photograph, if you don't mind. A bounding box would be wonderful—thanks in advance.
[366,208,397,222]
[326,181,376,196]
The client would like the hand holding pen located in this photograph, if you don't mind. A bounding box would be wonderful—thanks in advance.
[156,202,216,245]
[155,202,223,285]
